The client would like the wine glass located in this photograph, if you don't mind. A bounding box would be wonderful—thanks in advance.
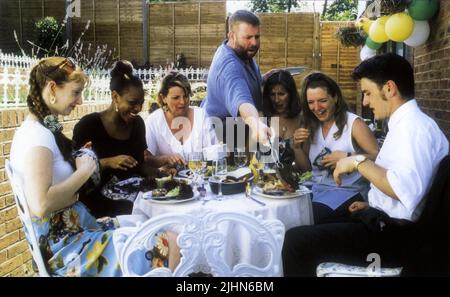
[234,151,248,168]
[186,152,203,186]
[213,157,227,200]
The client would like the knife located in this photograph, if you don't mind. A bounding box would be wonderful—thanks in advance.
[247,195,266,206]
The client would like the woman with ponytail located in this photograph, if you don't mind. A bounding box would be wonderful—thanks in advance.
[73,60,154,218]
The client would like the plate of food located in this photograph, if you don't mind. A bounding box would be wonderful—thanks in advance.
[252,175,311,199]
[177,169,194,179]
[142,176,196,203]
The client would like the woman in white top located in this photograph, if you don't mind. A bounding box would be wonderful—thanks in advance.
[293,72,379,224]
[145,72,217,168]
[9,57,179,276]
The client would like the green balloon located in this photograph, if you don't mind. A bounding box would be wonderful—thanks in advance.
[365,37,382,50]
[408,0,439,21]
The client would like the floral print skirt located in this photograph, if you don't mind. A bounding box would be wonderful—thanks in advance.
[30,202,122,276]
[29,202,171,276]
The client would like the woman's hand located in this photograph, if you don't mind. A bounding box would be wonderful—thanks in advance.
[321,150,348,169]
[164,154,186,167]
[158,165,177,177]
[293,128,310,146]
[102,155,138,171]
[75,154,96,177]
[81,141,92,150]
[348,201,369,213]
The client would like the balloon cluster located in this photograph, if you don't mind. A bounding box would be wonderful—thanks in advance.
[355,0,439,60]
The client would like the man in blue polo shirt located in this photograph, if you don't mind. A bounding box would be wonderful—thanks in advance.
[202,10,271,145]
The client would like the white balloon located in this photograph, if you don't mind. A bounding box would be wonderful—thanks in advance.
[404,20,430,47]
[360,45,377,61]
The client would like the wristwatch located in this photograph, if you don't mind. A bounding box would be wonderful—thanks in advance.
[353,155,367,171]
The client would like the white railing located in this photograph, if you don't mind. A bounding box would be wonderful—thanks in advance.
[0,52,39,70]
[0,67,29,106]
[0,52,208,107]
[91,66,208,82]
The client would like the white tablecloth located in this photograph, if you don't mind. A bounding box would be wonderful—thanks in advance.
[133,186,313,231]
[132,186,313,275]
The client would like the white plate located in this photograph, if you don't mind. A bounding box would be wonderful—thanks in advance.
[173,177,193,185]
[252,185,310,199]
[177,170,194,179]
[141,193,198,204]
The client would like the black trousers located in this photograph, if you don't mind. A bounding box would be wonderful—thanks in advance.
[282,208,414,277]
[313,194,365,224]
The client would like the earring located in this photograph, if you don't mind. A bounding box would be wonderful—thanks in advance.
[162,104,169,112]
[50,96,56,104]
[115,104,119,112]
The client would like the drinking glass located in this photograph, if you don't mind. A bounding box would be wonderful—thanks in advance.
[234,151,248,168]
[186,152,203,186]
[213,157,227,199]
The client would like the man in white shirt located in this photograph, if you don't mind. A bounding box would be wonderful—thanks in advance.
[282,53,449,276]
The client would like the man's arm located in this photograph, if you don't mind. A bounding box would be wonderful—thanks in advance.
[239,103,270,144]
[333,156,399,200]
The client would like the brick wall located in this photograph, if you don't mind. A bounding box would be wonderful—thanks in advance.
[414,0,450,141]
[0,103,109,277]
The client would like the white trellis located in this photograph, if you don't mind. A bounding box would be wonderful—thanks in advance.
[0,52,38,70]
[0,67,29,106]
[0,52,208,107]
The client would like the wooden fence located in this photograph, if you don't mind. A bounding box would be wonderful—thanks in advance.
[149,1,226,68]
[320,22,360,110]
[0,0,66,54]
[0,0,226,68]
[256,16,359,110]
[0,2,360,108]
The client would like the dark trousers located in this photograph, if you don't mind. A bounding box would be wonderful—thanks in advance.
[313,194,364,224]
[282,208,414,277]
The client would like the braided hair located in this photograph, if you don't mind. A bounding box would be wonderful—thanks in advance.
[27,57,88,166]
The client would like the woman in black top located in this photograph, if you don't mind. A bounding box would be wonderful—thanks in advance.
[73,60,155,217]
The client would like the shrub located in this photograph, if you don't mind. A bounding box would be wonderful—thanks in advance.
[34,16,64,57]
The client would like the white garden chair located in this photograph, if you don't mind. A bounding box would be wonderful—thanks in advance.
[5,159,50,277]
[113,210,285,277]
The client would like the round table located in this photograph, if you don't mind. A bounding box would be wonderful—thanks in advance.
[132,185,313,275]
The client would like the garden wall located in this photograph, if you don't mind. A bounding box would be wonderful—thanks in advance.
[413,0,450,141]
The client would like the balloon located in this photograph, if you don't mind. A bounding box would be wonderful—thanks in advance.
[408,0,439,21]
[404,20,430,47]
[365,37,382,50]
[355,18,373,34]
[369,16,390,43]
[360,45,376,61]
[385,13,414,42]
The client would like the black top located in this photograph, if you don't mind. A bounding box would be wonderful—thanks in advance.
[72,112,147,218]
[73,112,147,182]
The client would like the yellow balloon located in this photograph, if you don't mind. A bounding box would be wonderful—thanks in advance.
[369,16,390,43]
[355,18,373,34]
[385,13,414,42]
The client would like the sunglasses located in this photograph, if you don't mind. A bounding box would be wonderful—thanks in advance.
[312,147,332,172]
[42,57,77,77]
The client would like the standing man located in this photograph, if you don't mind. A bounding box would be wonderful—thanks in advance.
[201,10,271,146]
[282,53,449,276]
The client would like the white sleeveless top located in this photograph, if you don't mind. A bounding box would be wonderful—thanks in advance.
[309,112,369,209]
